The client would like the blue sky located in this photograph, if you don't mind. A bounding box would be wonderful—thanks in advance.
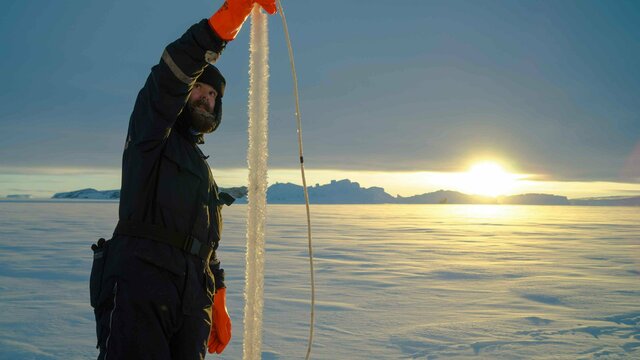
[1,0,639,198]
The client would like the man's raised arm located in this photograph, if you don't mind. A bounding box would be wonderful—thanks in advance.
[129,0,276,144]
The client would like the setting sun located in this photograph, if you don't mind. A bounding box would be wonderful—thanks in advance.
[462,161,518,197]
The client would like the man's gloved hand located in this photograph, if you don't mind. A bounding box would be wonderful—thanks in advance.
[208,287,232,354]
[209,0,278,41]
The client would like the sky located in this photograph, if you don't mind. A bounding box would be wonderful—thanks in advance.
[1,0,639,198]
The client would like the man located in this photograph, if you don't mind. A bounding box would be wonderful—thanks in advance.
[89,1,277,358]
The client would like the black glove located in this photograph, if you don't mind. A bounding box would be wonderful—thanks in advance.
[209,258,226,291]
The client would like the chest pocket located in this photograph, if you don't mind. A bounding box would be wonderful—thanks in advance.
[156,137,208,231]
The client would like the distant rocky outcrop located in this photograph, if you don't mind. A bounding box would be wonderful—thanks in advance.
[53,188,120,200]
[6,194,31,199]
[263,179,395,204]
[498,193,570,205]
[570,196,640,206]
[396,190,496,204]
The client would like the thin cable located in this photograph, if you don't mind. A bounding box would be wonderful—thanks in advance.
[276,1,315,359]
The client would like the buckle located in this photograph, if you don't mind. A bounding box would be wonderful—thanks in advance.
[184,235,213,260]
[184,235,200,256]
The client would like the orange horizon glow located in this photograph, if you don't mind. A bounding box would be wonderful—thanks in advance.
[1,165,639,200]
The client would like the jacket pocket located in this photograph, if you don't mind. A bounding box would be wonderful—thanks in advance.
[157,152,203,215]
[89,238,110,309]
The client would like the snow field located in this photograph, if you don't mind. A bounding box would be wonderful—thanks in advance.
[0,202,638,359]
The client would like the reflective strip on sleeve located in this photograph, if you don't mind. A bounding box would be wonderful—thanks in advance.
[161,49,194,85]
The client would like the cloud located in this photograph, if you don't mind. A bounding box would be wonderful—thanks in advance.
[1,0,639,185]
[0,166,120,176]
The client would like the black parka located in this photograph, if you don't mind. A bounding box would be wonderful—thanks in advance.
[91,20,233,359]
[118,19,227,271]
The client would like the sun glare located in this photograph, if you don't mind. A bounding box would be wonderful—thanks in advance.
[463,161,517,197]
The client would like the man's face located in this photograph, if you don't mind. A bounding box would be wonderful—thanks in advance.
[188,82,218,113]
[187,82,221,134]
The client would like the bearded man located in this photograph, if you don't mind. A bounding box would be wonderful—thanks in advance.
[89,1,277,358]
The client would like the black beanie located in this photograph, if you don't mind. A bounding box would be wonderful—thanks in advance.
[197,65,226,98]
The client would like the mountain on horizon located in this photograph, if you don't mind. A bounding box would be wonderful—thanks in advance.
[47,179,640,206]
[52,188,120,200]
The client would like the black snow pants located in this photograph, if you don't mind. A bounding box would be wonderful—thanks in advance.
[90,235,215,360]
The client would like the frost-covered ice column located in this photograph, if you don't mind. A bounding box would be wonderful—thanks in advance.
[243,5,269,360]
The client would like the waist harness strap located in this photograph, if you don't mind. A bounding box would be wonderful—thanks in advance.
[114,219,213,260]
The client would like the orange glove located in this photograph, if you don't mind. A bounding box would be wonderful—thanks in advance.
[208,287,232,354]
[209,0,278,41]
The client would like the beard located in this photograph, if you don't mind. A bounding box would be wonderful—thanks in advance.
[188,98,219,134]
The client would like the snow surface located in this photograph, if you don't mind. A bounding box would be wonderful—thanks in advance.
[0,201,638,359]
